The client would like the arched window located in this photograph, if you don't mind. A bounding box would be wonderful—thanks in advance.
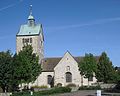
[88,76,93,81]
[66,72,72,82]
[47,75,52,84]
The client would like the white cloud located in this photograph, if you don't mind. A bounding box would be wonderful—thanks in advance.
[0,0,23,12]
[47,17,120,30]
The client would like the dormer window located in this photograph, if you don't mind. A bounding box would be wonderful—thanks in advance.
[28,19,35,26]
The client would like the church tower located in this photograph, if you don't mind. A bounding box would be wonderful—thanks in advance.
[16,5,44,63]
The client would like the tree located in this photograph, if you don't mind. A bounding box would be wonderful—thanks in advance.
[113,67,120,83]
[0,50,13,92]
[96,52,115,83]
[13,45,41,88]
[78,53,97,86]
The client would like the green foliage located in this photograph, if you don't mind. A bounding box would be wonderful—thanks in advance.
[31,85,48,89]
[104,81,120,93]
[114,67,120,83]
[13,45,41,84]
[0,50,13,92]
[79,85,101,90]
[36,87,71,95]
[115,80,120,90]
[66,83,76,87]
[12,87,71,96]
[96,52,116,83]
[78,53,97,85]
[12,91,29,96]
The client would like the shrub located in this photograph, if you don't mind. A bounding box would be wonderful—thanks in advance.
[104,80,120,93]
[115,80,120,90]
[31,85,48,89]
[36,87,71,95]
[66,83,76,87]
[12,91,29,96]
[56,83,62,87]
[12,87,71,96]
[104,88,120,93]
[79,85,101,90]
[79,86,87,90]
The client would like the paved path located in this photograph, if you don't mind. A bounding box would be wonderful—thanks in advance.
[52,90,96,96]
[51,90,120,96]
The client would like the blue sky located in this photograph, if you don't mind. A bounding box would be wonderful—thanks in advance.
[0,0,120,66]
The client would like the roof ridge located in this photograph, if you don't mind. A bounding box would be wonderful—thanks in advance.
[44,57,62,59]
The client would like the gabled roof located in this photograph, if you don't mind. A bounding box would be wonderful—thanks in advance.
[41,56,99,72]
[17,24,42,36]
[41,57,62,72]
[41,57,83,72]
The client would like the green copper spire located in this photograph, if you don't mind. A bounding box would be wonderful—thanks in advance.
[28,5,35,26]
[17,5,43,36]
[28,5,34,20]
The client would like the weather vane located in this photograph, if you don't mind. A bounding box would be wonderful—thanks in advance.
[30,4,32,15]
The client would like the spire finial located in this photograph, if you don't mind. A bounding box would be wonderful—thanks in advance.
[28,4,34,20]
[30,5,32,16]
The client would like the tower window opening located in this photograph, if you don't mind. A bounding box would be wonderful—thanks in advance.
[30,38,32,43]
[22,38,32,44]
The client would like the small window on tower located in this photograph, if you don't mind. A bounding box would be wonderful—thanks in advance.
[40,41,42,45]
[22,38,25,43]
[25,38,29,43]
[30,38,32,43]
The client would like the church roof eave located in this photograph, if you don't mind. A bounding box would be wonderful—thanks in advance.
[17,24,42,36]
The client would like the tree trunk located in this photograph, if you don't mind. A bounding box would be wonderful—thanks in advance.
[20,83,23,92]
[88,80,89,87]
[1,86,5,92]
[81,75,83,86]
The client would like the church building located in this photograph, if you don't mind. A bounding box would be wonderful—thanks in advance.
[16,6,97,88]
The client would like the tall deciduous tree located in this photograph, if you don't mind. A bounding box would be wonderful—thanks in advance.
[113,67,120,83]
[78,53,97,86]
[115,67,120,81]
[0,50,13,92]
[96,52,115,83]
[13,45,41,87]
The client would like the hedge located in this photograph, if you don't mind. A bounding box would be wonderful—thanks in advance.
[12,87,71,96]
[79,85,101,90]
